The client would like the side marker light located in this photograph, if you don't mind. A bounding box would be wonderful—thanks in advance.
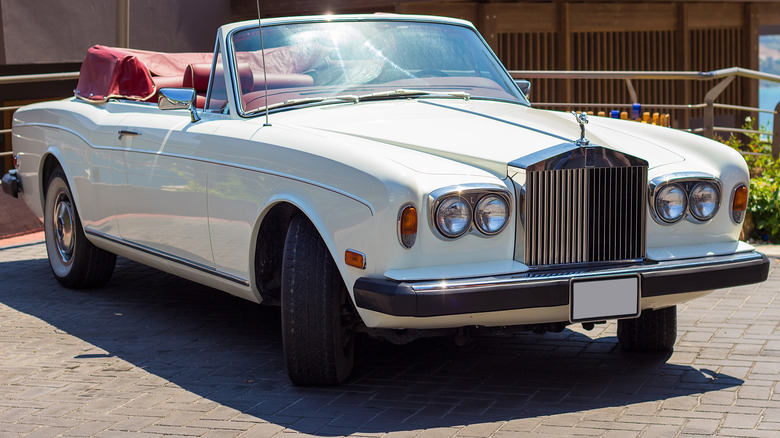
[731,184,748,224]
[345,249,366,269]
[399,204,417,248]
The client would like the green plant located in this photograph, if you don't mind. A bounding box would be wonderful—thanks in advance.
[749,176,780,242]
[721,117,780,243]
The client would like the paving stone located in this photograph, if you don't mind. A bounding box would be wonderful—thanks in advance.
[61,421,115,437]
[602,430,641,438]
[722,412,761,429]
[681,418,721,435]
[498,417,543,432]
[202,430,244,438]
[716,429,780,438]
[238,422,287,437]
[0,242,778,437]
[454,421,503,436]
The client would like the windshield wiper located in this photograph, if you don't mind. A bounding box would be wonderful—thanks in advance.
[357,89,470,101]
[246,94,359,115]
[246,89,469,116]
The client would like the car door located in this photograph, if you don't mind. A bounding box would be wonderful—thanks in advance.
[113,107,218,269]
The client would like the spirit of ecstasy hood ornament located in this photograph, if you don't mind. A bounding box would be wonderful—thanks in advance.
[572,111,589,147]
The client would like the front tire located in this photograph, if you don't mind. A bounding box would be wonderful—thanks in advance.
[44,169,116,289]
[617,305,677,351]
[281,215,355,385]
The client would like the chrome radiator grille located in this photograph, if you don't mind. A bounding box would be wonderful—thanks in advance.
[523,165,647,266]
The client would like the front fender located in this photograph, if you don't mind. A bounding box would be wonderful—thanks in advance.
[255,189,377,303]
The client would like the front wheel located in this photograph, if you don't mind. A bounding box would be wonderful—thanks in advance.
[44,169,116,289]
[617,306,677,351]
[281,215,355,385]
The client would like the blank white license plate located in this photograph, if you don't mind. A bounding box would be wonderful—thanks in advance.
[570,276,640,322]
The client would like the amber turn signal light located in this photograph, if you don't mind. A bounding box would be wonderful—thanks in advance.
[345,249,366,269]
[398,204,417,248]
[731,184,748,223]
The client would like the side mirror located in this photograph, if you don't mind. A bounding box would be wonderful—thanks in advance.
[158,88,200,122]
[515,80,531,99]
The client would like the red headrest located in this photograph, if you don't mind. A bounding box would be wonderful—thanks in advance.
[183,63,254,93]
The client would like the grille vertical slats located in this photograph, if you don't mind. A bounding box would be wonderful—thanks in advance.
[524,166,647,266]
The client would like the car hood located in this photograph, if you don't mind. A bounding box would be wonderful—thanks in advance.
[278,99,685,176]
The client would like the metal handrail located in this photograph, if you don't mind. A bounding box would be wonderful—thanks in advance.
[509,67,780,82]
[1,69,779,158]
[0,72,79,85]
[509,66,780,158]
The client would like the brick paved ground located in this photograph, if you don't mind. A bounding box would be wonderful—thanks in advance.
[0,236,778,437]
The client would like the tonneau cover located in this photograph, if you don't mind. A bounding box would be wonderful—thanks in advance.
[74,45,212,103]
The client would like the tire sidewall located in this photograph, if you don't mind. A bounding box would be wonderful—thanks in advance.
[44,172,80,280]
[281,215,355,385]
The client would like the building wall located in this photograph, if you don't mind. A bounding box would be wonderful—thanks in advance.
[0,0,232,65]
[0,0,232,174]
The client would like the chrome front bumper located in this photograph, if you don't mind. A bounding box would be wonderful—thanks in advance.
[353,251,770,317]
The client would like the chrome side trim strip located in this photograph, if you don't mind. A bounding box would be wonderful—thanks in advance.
[85,229,251,287]
[15,122,92,146]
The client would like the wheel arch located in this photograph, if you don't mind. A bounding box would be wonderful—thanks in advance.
[249,193,376,306]
[39,153,66,210]
[250,201,299,305]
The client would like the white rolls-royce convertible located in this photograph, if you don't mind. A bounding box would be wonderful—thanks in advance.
[2,14,769,385]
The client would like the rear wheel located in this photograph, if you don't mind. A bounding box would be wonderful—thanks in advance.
[617,306,677,351]
[281,215,355,385]
[44,169,116,289]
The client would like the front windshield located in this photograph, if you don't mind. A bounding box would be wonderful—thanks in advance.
[229,20,527,114]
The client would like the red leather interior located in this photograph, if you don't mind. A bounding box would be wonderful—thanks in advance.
[149,75,183,102]
[256,73,314,89]
[184,63,255,93]
[182,63,313,109]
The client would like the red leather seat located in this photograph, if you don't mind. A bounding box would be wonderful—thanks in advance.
[182,62,313,110]
[148,75,182,102]
[184,63,254,108]
[257,73,314,89]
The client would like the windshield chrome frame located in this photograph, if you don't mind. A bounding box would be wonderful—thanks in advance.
[224,16,530,119]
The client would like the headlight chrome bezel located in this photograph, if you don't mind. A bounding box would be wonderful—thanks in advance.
[648,173,722,225]
[429,184,512,240]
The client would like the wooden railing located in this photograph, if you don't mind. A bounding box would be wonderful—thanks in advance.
[509,67,780,159]
[2,68,779,159]
[0,72,80,158]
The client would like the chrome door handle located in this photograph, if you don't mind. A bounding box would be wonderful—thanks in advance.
[118,130,141,140]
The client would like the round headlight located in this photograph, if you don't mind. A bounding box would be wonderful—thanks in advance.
[475,195,509,235]
[689,182,720,221]
[436,196,472,238]
[655,184,687,223]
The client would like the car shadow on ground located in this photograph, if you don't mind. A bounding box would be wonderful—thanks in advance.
[0,255,742,436]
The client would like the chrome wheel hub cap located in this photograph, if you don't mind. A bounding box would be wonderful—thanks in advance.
[53,192,75,263]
